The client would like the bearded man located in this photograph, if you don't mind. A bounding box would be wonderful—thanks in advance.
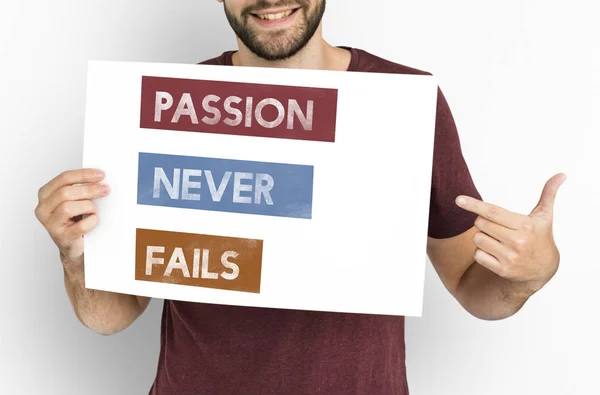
[34,1,565,394]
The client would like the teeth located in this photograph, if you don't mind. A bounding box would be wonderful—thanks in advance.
[258,10,293,20]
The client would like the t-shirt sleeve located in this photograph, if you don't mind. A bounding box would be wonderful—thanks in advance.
[428,87,482,239]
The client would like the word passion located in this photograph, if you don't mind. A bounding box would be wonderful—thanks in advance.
[139,76,338,142]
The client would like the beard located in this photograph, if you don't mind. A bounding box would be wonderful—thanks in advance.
[223,0,326,61]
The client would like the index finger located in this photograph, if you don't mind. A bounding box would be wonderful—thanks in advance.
[456,195,525,230]
[38,168,104,202]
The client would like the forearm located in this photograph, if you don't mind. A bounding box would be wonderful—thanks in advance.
[63,258,144,335]
[454,262,536,321]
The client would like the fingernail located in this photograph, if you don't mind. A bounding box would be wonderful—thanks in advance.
[95,169,105,178]
[457,197,467,206]
[101,184,111,194]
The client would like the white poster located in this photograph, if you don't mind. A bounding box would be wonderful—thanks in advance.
[82,60,438,317]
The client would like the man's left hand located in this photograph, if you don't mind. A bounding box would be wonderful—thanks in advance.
[455,173,567,294]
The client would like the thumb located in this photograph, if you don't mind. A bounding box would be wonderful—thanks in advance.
[530,173,567,219]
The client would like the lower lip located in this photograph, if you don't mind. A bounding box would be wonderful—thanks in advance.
[250,9,300,28]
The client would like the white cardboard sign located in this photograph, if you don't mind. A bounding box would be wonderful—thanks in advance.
[82,60,438,317]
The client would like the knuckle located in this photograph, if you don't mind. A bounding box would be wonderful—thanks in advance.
[83,184,99,198]
[59,169,78,186]
[58,187,72,201]
[77,215,97,235]
[90,214,99,227]
[55,225,68,239]
[487,206,499,219]
[34,205,48,224]
[474,248,486,262]
[52,188,66,202]
[497,265,513,279]
[506,251,520,265]
[57,171,69,184]
[474,216,485,229]
[513,237,527,251]
[522,218,535,231]
[63,206,74,219]
[89,200,98,212]
[58,202,73,218]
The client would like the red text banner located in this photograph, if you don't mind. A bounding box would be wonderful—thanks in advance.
[140,76,338,142]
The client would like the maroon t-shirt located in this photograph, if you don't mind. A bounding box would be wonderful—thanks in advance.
[148,47,481,395]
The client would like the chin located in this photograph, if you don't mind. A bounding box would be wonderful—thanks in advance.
[248,35,305,61]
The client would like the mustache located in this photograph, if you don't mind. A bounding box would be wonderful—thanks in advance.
[242,0,309,16]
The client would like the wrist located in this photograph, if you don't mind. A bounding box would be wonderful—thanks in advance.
[60,252,84,278]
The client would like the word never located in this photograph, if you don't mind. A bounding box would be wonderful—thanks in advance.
[153,167,275,205]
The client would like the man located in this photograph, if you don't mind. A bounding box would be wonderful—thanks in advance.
[34,1,565,394]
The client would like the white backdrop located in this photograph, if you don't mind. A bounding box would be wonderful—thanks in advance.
[1,1,598,394]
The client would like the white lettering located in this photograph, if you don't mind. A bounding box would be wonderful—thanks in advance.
[224,96,243,126]
[254,173,274,205]
[220,251,240,280]
[233,172,254,204]
[255,98,285,128]
[193,248,201,278]
[157,92,317,132]
[245,97,253,127]
[182,169,202,201]
[152,168,276,205]
[287,99,313,130]
[202,94,221,125]
[201,249,218,279]
[145,246,165,275]
[205,170,232,202]
[172,93,199,124]
[164,248,190,278]
[154,92,173,122]
[153,167,180,199]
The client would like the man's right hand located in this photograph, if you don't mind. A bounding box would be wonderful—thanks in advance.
[34,168,110,269]
[34,168,149,335]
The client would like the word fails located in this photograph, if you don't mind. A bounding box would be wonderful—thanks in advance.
[139,76,338,142]
[135,228,263,293]
[137,152,314,219]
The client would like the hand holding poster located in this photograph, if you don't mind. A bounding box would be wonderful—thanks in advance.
[82,60,438,316]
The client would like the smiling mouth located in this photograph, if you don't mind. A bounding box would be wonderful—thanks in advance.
[250,8,300,21]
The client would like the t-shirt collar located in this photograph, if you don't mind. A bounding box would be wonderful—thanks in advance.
[223,46,360,72]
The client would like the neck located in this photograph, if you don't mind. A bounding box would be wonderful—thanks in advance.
[231,25,351,71]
